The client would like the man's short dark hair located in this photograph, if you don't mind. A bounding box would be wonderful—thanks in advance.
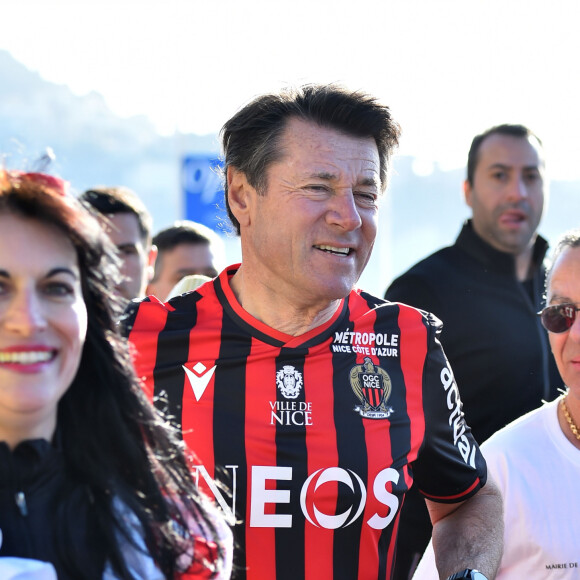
[466,124,543,186]
[152,220,218,252]
[79,186,153,243]
[220,83,401,234]
[151,220,224,282]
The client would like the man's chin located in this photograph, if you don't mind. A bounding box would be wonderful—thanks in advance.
[311,279,357,303]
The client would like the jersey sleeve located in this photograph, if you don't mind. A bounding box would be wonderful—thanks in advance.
[412,314,487,502]
[120,296,171,401]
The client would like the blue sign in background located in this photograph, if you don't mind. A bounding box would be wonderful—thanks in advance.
[181,155,225,231]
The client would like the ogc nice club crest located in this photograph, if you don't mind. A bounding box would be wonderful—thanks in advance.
[350,356,393,419]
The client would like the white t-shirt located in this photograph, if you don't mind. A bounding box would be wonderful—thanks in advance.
[413,398,580,579]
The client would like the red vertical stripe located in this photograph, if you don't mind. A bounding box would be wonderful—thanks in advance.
[244,341,280,579]
[181,292,224,492]
[128,300,169,401]
[398,305,427,463]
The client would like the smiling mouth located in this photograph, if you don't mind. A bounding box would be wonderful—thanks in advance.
[314,245,352,256]
[0,351,55,364]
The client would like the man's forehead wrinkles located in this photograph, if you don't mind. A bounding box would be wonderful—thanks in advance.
[302,170,379,186]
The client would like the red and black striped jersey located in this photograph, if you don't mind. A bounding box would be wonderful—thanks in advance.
[124,265,487,580]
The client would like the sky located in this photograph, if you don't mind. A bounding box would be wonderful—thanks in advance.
[2,0,580,295]
[3,0,580,179]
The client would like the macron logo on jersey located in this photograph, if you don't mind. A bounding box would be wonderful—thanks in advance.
[183,362,217,401]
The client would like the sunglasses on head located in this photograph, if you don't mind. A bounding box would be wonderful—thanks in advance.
[538,303,580,333]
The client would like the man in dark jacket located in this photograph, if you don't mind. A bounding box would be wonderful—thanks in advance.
[384,123,562,579]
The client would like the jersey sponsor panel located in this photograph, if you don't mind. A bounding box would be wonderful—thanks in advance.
[439,365,477,469]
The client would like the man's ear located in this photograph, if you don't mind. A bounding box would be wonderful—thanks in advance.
[146,244,158,283]
[227,166,254,228]
[463,179,473,208]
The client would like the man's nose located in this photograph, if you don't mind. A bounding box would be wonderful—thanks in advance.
[507,176,529,201]
[326,192,362,231]
[568,308,580,342]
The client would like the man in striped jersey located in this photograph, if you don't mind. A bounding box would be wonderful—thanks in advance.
[124,85,503,580]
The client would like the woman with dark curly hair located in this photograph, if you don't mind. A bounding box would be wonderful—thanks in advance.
[0,169,232,579]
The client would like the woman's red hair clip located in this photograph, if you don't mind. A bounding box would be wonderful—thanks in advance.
[1,170,70,197]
